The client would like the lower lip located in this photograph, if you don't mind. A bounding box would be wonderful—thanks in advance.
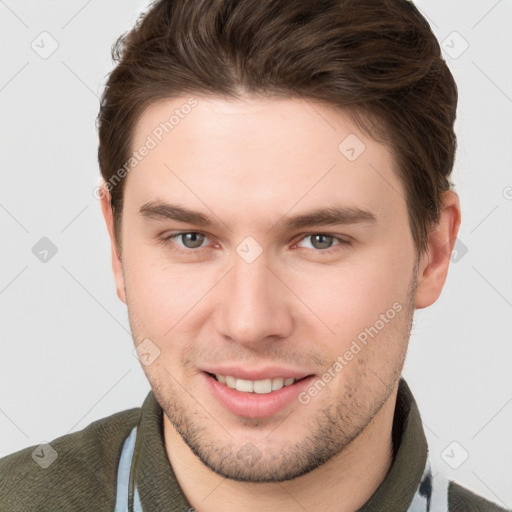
[202,372,315,419]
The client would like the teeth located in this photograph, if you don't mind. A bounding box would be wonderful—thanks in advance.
[214,374,297,394]
[254,379,272,394]
[272,378,284,391]
[225,375,236,389]
[235,378,253,393]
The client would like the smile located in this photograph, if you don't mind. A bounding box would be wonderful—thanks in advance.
[208,373,303,394]
[203,371,315,418]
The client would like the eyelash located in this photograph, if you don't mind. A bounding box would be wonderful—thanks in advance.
[159,231,351,256]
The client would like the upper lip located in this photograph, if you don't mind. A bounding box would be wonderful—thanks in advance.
[203,366,313,381]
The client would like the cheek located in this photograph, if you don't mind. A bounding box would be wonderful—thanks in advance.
[122,228,415,353]
[289,249,414,354]
[121,243,202,338]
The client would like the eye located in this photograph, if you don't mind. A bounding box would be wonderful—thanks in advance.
[159,231,350,256]
[296,233,349,252]
[163,231,209,250]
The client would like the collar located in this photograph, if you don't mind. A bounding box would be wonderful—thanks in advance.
[133,378,429,511]
[357,378,429,511]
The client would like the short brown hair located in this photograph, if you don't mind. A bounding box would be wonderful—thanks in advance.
[97,0,457,253]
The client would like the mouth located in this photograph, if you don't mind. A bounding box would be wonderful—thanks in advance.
[202,371,315,418]
[206,372,309,394]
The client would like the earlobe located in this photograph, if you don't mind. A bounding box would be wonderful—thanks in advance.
[414,190,461,309]
[99,182,126,304]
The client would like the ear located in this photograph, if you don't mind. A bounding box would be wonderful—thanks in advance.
[414,190,461,309]
[99,183,126,304]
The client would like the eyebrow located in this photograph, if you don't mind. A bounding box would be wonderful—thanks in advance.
[139,201,376,231]
[274,205,376,231]
[139,202,215,227]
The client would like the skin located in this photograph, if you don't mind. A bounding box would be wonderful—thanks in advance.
[100,95,460,512]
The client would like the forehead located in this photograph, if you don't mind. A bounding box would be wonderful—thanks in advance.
[124,95,406,227]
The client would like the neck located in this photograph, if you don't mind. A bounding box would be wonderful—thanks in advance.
[163,384,398,512]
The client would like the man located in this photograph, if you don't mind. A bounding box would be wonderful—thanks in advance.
[0,0,508,511]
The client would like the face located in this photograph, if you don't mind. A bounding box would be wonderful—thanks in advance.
[104,95,426,482]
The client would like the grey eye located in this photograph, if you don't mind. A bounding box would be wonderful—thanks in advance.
[179,232,206,249]
[307,234,336,250]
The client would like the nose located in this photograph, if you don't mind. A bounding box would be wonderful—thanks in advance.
[214,252,294,349]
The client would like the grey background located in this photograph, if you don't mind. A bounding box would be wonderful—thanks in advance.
[1,0,511,507]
